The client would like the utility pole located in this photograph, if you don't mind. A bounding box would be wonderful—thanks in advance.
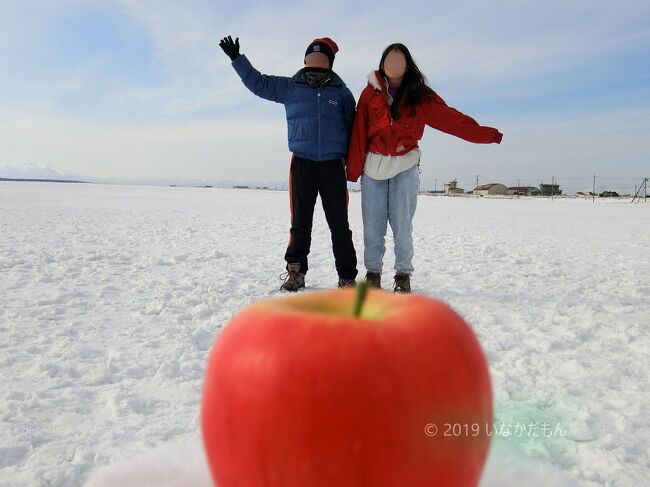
[551,176,555,201]
[434,178,437,192]
[476,175,479,191]
[517,179,520,199]
[631,178,648,204]
[593,174,596,202]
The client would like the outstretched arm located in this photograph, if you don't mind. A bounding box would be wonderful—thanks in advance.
[219,35,291,104]
[423,92,503,144]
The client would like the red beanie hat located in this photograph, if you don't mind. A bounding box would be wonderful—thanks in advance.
[305,37,339,67]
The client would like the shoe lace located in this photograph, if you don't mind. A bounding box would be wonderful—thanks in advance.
[394,275,409,290]
[279,269,299,289]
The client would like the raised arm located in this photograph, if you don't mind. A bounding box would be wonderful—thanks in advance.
[219,36,291,104]
[423,92,503,144]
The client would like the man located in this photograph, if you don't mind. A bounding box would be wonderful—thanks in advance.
[219,35,358,291]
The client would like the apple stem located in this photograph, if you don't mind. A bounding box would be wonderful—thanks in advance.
[353,280,370,317]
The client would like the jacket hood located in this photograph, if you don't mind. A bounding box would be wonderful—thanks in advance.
[368,70,385,91]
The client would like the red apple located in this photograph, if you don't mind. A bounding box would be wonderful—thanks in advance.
[201,288,492,486]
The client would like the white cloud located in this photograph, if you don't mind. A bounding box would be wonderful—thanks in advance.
[0,112,287,180]
[1,0,649,180]
[113,0,252,114]
[111,0,650,111]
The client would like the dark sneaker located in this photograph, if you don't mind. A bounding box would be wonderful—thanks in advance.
[338,278,356,289]
[393,273,411,294]
[365,272,381,289]
[280,263,305,292]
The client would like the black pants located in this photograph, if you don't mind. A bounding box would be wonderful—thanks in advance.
[285,155,358,280]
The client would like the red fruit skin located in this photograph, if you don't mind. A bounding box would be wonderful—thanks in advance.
[201,290,492,487]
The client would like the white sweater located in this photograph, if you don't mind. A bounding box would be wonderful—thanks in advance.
[363,148,421,180]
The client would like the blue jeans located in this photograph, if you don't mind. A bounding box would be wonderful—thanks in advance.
[361,165,419,275]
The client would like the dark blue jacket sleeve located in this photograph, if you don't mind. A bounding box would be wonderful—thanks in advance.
[342,87,356,133]
[231,55,291,104]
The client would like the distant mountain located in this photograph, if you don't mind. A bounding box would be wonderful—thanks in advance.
[0,164,290,190]
[0,164,88,181]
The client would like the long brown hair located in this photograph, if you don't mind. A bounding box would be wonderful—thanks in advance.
[379,43,434,119]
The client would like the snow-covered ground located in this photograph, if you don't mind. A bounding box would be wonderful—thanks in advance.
[1,182,648,487]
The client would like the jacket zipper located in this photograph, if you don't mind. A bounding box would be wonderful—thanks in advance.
[317,88,322,159]
[382,88,393,127]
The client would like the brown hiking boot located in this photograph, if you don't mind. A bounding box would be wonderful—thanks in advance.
[280,263,305,292]
[365,272,381,289]
[338,278,357,289]
[393,273,411,294]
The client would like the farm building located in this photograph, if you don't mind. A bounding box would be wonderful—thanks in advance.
[507,186,542,196]
[539,183,562,196]
[473,183,508,196]
[444,180,465,195]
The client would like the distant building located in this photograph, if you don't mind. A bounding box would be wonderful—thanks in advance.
[539,183,562,196]
[444,179,465,195]
[233,185,250,189]
[599,191,619,198]
[506,186,541,196]
[473,183,507,196]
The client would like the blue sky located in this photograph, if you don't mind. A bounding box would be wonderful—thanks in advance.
[1,0,649,191]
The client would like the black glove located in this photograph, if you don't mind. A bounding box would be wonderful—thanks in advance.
[219,36,240,62]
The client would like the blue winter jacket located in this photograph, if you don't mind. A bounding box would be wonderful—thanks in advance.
[232,55,356,161]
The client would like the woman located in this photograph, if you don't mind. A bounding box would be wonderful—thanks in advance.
[346,43,502,293]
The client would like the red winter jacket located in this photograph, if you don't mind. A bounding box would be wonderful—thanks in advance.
[346,71,503,182]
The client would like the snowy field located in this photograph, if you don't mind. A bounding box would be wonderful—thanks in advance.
[1,181,648,487]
